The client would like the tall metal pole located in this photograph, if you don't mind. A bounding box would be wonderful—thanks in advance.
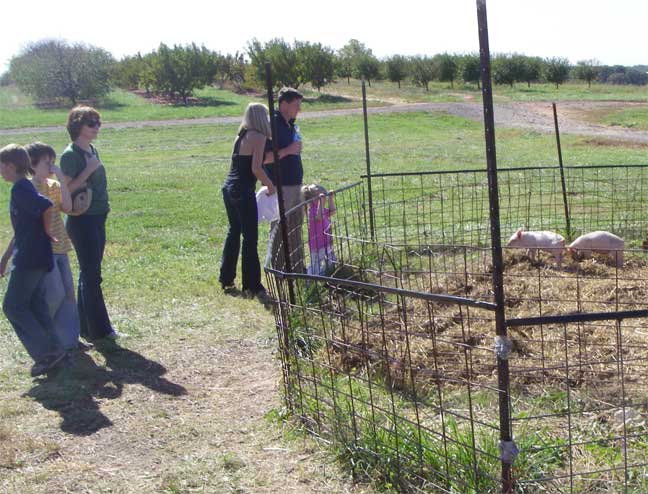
[553,102,572,241]
[265,63,295,304]
[361,79,375,241]
[475,2,513,492]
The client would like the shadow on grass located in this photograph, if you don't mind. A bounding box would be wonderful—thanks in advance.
[34,97,127,111]
[169,96,237,108]
[24,342,186,436]
[303,94,352,104]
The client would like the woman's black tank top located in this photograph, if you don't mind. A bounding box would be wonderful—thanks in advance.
[224,130,256,189]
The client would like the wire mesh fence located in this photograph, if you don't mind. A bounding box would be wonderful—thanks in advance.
[365,164,648,248]
[264,164,648,493]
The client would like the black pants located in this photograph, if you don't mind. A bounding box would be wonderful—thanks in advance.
[219,184,263,292]
[66,213,113,340]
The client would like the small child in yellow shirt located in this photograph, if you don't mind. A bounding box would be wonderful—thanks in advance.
[27,142,82,353]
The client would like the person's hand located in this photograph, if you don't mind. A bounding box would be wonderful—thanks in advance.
[286,140,302,156]
[86,154,102,173]
[46,230,59,244]
[265,184,276,196]
[50,164,64,180]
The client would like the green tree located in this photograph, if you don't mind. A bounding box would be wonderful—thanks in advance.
[573,59,600,88]
[492,54,522,88]
[460,54,481,88]
[247,38,300,89]
[544,57,571,89]
[219,52,247,88]
[139,52,158,94]
[355,54,381,87]
[386,55,409,88]
[112,53,146,90]
[296,41,335,91]
[435,53,458,88]
[149,43,215,104]
[10,39,114,105]
[410,56,437,92]
[337,39,373,85]
[335,52,354,85]
[0,71,12,87]
[518,56,542,88]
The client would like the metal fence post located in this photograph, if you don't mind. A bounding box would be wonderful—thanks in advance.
[361,79,376,241]
[265,63,295,305]
[476,2,514,492]
[553,102,572,241]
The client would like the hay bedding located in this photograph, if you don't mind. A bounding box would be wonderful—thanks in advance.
[322,250,648,397]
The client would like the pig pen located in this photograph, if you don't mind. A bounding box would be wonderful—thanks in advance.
[265,165,648,494]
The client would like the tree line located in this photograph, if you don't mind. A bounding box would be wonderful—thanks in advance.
[3,38,647,105]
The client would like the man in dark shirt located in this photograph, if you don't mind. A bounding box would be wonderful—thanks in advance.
[265,87,305,272]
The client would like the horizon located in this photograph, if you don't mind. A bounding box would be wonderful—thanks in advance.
[3,0,648,71]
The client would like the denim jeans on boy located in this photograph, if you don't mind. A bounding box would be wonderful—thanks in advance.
[39,254,81,350]
[219,184,263,292]
[66,213,113,340]
[3,267,62,364]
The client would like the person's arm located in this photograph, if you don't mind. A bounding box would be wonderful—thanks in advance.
[42,206,58,243]
[263,140,302,165]
[327,193,336,215]
[0,237,15,277]
[249,134,276,195]
[65,155,101,193]
[61,151,101,194]
[51,165,72,213]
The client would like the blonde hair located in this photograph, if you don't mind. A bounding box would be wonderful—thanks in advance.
[239,103,271,138]
[302,183,327,201]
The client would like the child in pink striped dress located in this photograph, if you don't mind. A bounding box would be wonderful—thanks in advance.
[302,184,336,276]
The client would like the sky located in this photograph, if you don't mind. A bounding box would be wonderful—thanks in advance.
[3,0,648,71]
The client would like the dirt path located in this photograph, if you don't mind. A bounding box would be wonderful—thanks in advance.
[1,325,373,494]
[3,100,648,144]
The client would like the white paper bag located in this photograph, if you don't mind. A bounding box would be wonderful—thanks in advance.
[256,187,279,223]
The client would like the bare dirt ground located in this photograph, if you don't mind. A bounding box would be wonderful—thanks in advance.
[1,320,374,494]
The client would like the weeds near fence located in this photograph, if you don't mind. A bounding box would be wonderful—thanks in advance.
[266,165,648,493]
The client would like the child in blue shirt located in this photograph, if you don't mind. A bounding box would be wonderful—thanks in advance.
[0,144,66,377]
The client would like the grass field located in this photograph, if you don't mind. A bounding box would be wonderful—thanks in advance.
[325,79,648,104]
[0,84,382,130]
[596,107,648,130]
[2,78,648,130]
[0,110,647,492]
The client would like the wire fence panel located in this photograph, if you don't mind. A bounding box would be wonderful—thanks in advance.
[265,164,648,493]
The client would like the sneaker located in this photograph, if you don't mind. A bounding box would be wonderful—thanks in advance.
[30,352,66,377]
[77,341,94,351]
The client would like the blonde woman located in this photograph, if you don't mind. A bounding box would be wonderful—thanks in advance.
[219,103,275,304]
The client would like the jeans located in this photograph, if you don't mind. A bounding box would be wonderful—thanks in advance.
[66,213,113,340]
[3,267,62,364]
[219,184,263,292]
[39,254,81,350]
[308,245,337,276]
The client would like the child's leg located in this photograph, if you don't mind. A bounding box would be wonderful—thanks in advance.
[3,268,62,363]
[51,254,81,350]
[309,247,328,276]
[39,259,65,322]
[325,245,337,271]
[308,248,320,275]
